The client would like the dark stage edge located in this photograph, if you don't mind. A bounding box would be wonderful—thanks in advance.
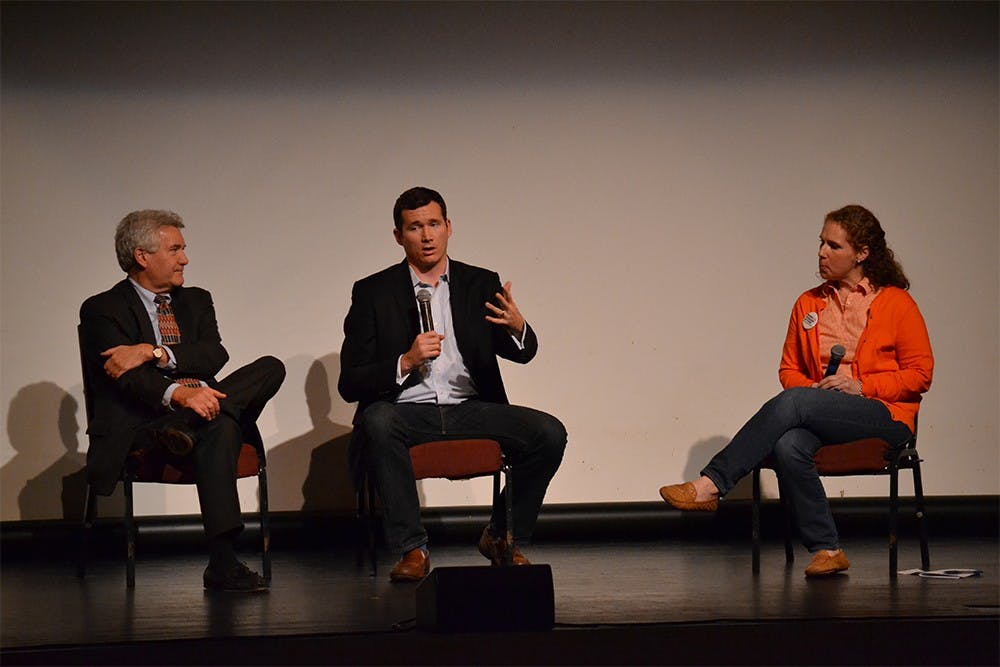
[4,617,998,666]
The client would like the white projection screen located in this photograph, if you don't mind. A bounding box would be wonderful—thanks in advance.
[1,2,996,521]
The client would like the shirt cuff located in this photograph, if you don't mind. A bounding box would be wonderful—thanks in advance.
[396,355,407,385]
[511,324,527,349]
[163,345,178,370]
[162,383,181,408]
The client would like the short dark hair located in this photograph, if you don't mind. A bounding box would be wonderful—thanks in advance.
[393,186,447,230]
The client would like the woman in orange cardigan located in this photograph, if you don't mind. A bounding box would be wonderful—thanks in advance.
[659,205,933,576]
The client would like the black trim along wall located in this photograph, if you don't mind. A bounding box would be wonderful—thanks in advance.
[2,496,996,560]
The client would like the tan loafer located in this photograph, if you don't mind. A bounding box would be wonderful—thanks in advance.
[805,549,850,577]
[658,482,719,511]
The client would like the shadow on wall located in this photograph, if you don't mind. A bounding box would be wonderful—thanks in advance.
[1,382,103,521]
[684,435,756,501]
[266,354,356,514]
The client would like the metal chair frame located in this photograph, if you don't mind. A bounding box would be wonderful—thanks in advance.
[751,427,930,578]
[75,324,271,588]
[356,438,513,577]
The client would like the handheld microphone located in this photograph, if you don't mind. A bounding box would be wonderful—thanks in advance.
[824,344,846,377]
[416,289,434,333]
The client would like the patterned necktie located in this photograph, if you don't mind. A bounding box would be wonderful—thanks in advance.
[154,295,201,388]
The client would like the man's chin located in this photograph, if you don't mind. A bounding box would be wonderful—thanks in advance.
[410,255,443,271]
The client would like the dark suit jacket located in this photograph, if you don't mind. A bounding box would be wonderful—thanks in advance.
[338,259,538,423]
[78,279,230,495]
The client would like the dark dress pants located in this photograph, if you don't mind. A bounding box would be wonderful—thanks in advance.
[135,356,285,539]
[357,400,567,554]
[701,387,912,552]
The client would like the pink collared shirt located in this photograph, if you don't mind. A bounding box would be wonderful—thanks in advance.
[817,278,880,380]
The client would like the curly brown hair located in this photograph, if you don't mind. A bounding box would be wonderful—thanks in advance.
[825,205,909,290]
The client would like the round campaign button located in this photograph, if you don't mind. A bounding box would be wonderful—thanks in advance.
[802,312,818,330]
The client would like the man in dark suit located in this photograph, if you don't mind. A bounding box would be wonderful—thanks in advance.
[79,210,285,592]
[339,186,566,582]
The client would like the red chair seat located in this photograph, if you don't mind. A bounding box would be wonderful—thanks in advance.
[813,438,891,474]
[409,439,503,480]
[127,443,262,484]
[760,438,891,476]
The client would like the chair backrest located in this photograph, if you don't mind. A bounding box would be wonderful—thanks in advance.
[409,439,503,481]
[76,324,96,430]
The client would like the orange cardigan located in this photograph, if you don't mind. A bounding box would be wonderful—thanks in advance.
[779,285,933,432]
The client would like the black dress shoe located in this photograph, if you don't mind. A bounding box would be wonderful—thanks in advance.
[147,420,197,457]
[203,562,269,592]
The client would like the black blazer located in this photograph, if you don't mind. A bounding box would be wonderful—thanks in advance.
[338,259,538,423]
[78,279,229,495]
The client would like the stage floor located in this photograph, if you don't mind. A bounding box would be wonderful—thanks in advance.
[2,534,998,665]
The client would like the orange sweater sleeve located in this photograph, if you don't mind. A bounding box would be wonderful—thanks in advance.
[779,291,820,389]
[856,289,933,403]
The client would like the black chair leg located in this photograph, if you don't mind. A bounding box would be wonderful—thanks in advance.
[353,474,379,577]
[775,476,794,564]
[124,477,136,588]
[492,470,501,512]
[889,463,900,579]
[751,468,761,574]
[492,469,501,541]
[258,465,271,581]
[367,480,378,577]
[78,483,97,579]
[355,488,365,568]
[502,463,514,566]
[911,457,931,570]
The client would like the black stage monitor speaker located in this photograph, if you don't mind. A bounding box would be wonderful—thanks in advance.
[415,564,554,632]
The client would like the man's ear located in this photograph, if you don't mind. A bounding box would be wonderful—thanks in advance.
[133,248,148,269]
[393,227,403,246]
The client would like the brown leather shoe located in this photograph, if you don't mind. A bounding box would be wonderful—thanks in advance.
[659,482,719,511]
[477,526,530,566]
[805,549,850,577]
[389,547,429,583]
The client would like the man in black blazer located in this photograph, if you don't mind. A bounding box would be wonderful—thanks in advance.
[339,186,566,582]
[79,210,284,592]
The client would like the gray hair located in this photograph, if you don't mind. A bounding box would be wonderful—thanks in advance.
[114,210,185,273]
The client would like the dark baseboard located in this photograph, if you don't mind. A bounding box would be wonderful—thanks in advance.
[2,496,996,561]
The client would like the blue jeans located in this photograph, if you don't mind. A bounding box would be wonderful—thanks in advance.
[355,400,566,554]
[701,387,912,552]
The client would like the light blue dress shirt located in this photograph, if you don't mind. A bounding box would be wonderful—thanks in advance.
[395,261,524,406]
